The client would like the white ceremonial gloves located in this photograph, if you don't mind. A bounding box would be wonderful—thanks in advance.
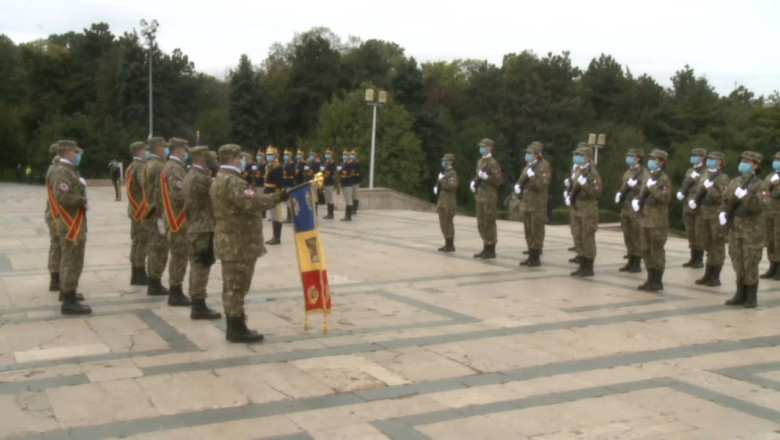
[719,212,728,225]
[478,170,488,180]
[470,181,476,193]
[514,184,522,194]
[735,187,748,199]
[577,175,587,186]
[631,199,640,212]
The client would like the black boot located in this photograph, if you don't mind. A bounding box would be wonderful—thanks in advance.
[628,256,643,273]
[353,199,359,215]
[225,314,264,343]
[191,298,221,320]
[340,205,352,222]
[473,244,487,258]
[58,291,84,301]
[638,268,653,290]
[577,258,594,277]
[168,285,192,306]
[569,255,582,264]
[706,265,722,287]
[137,267,149,285]
[438,238,455,252]
[760,261,777,279]
[49,272,60,292]
[266,222,281,245]
[60,291,91,315]
[695,265,713,285]
[522,249,541,267]
[743,284,758,308]
[690,250,704,268]
[774,262,780,281]
[682,250,697,267]
[647,268,664,292]
[619,256,633,272]
[482,243,496,259]
[323,204,334,220]
[725,283,746,306]
[130,267,138,285]
[147,277,169,296]
[570,259,584,276]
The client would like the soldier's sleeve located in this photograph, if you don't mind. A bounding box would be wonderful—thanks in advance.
[648,174,671,203]
[580,169,603,198]
[51,170,86,208]
[228,177,281,213]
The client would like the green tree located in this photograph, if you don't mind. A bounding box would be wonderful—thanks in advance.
[229,54,266,148]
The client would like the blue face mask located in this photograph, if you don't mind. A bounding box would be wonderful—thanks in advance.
[296,154,303,160]
[145,151,151,159]
[706,158,718,169]
[690,156,701,166]
[350,155,356,160]
[325,154,332,160]
[309,155,314,161]
[183,152,190,162]
[441,161,448,169]
[266,154,275,162]
[256,155,262,162]
[164,147,170,158]
[738,162,753,175]
[74,152,83,167]
[282,155,289,161]
[240,157,247,170]
[573,155,586,166]
[774,160,780,171]
[648,159,659,171]
[525,153,535,163]
[626,156,636,166]
[479,146,488,156]
[343,156,349,162]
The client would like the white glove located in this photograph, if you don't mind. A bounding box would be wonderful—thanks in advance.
[251,165,257,171]
[676,191,684,201]
[157,218,167,236]
[719,212,728,225]
[438,172,445,180]
[688,200,698,210]
[735,187,748,199]
[470,181,476,193]
[79,177,87,188]
[772,174,780,183]
[631,199,640,212]
[704,179,713,189]
[647,179,657,188]
[614,192,622,204]
[514,184,522,194]
[527,168,535,178]
[691,171,700,179]
[478,170,489,180]
[628,178,638,188]
[337,165,343,171]
[565,196,571,207]
[433,186,438,195]
[577,175,587,186]
[564,178,571,188]
[304,165,310,171]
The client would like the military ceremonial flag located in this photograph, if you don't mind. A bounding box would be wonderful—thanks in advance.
[290,181,331,333]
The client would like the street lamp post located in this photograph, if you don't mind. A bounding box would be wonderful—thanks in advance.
[365,89,386,189]
[140,19,159,140]
[588,133,606,164]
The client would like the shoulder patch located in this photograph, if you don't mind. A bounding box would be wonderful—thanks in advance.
[176,180,184,188]
[59,182,69,191]
[244,189,255,196]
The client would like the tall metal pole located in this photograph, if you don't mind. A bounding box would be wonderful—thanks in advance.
[140,19,158,140]
[369,104,377,189]
[148,46,153,139]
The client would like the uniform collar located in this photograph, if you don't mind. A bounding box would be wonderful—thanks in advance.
[60,158,75,167]
[220,165,242,174]
[192,164,207,173]
[133,157,145,162]
[482,153,492,159]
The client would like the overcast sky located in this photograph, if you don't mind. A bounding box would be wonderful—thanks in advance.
[2,0,778,97]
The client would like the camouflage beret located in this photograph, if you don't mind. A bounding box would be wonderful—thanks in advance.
[707,151,725,162]
[526,142,544,154]
[129,141,147,154]
[148,137,167,149]
[190,146,210,158]
[691,148,707,157]
[627,148,645,158]
[649,149,668,161]
[479,138,495,148]
[218,144,242,162]
[49,143,60,155]
[57,140,82,154]
[742,151,763,163]
[575,143,593,157]
[266,145,278,156]
[441,153,455,162]
[168,137,190,151]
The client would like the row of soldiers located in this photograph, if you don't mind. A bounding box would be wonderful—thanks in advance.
[434,138,773,308]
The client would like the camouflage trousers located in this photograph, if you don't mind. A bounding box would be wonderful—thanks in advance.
[729,233,763,286]
[684,212,704,250]
[342,185,354,207]
[57,228,86,291]
[438,206,455,240]
[571,214,598,258]
[620,213,642,257]
[523,211,545,251]
[129,221,148,268]
[221,259,256,317]
[699,215,727,266]
[324,185,334,204]
[187,232,214,300]
[47,219,61,273]
[765,214,780,262]
[476,200,497,245]
[144,220,169,279]
[641,226,668,269]
[167,228,188,287]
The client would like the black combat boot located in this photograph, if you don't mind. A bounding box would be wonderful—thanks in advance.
[191,298,221,320]
[482,243,496,259]
[577,258,594,277]
[438,239,455,252]
[323,204,334,220]
[473,244,487,258]
[225,314,264,343]
[49,272,60,292]
[695,265,713,285]
[570,259,585,277]
[760,262,777,279]
[266,222,281,245]
[743,284,758,308]
[569,255,582,264]
[684,250,704,268]
[619,256,633,272]
[725,283,746,306]
[58,291,84,301]
[60,291,91,315]
[647,268,664,292]
[628,256,643,273]
[638,268,653,290]
[353,199,358,215]
[137,267,149,285]
[340,205,352,222]
[147,277,169,296]
[526,249,541,267]
[706,265,722,287]
[682,250,696,267]
[167,285,192,306]
[130,267,138,285]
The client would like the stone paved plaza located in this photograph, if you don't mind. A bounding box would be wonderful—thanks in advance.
[1,182,780,439]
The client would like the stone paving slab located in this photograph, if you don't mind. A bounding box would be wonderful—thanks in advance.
[1,182,780,439]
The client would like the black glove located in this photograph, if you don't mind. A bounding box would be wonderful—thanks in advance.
[279,189,290,202]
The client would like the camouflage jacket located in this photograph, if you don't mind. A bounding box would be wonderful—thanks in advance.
[693,170,730,219]
[183,165,215,234]
[721,173,766,241]
[517,159,550,215]
[475,155,502,204]
[210,167,282,261]
[44,160,59,225]
[763,171,780,214]
[637,170,671,229]
[125,158,146,221]
[619,166,649,217]
[143,155,166,221]
[436,167,459,211]
[681,165,706,214]
[162,157,188,232]
[49,160,88,234]
[571,164,602,218]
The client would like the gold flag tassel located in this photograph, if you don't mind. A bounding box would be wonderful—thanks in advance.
[304,314,310,332]
[323,312,328,335]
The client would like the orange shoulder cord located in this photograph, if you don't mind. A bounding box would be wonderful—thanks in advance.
[161,169,186,233]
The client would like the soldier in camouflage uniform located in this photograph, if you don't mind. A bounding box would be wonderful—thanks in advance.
[515,142,550,267]
[322,149,337,219]
[689,151,730,287]
[435,153,458,252]
[632,149,671,292]
[161,138,192,306]
[760,152,780,280]
[182,146,221,320]
[49,140,91,314]
[677,148,707,268]
[142,137,170,296]
[45,143,62,292]
[566,144,602,277]
[615,148,648,273]
[211,144,289,343]
[471,138,502,259]
[722,151,766,308]
[126,141,149,286]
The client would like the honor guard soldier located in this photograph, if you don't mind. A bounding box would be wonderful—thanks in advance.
[515,141,550,267]
[126,141,150,286]
[761,152,780,280]
[632,149,671,291]
[282,148,295,223]
[241,152,253,184]
[307,150,325,208]
[264,146,284,244]
[45,143,62,292]
[143,137,171,296]
[182,146,221,320]
[565,144,602,277]
[295,148,306,186]
[210,144,289,342]
[470,138,501,259]
[721,151,766,308]
[435,153,459,252]
[339,149,354,221]
[254,150,266,190]
[161,138,192,307]
[616,148,649,273]
[677,148,707,268]
[49,140,91,314]
[351,149,361,214]
[322,148,337,219]
[689,152,729,286]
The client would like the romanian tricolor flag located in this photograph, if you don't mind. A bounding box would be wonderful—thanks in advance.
[290,182,331,333]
